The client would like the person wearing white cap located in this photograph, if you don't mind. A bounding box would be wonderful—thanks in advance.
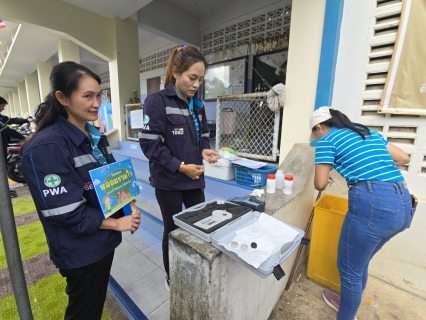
[309,106,414,320]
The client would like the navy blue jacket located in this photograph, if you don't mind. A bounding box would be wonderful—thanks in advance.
[21,116,122,269]
[139,83,210,190]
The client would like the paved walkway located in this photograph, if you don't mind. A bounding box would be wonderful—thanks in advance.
[112,229,169,319]
[270,261,426,320]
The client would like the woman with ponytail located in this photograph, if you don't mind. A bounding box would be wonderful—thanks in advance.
[21,61,140,320]
[140,46,219,290]
[310,107,413,320]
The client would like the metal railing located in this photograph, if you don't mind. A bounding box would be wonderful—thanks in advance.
[124,103,143,141]
[216,92,281,162]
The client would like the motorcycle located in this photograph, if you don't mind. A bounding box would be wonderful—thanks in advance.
[0,120,34,184]
[6,123,34,184]
[7,139,25,183]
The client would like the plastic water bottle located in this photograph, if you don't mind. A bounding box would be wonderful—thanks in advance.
[266,174,276,194]
[283,175,293,195]
[275,170,284,189]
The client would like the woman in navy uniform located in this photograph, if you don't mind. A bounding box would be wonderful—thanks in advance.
[22,62,140,320]
[139,46,219,290]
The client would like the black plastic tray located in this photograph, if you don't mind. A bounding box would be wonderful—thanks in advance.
[174,201,251,234]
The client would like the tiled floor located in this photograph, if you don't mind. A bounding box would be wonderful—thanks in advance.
[110,143,254,319]
[112,229,169,319]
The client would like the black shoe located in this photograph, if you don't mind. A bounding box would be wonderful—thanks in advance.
[165,276,170,292]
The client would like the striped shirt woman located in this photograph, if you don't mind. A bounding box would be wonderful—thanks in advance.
[315,127,404,185]
[310,107,412,320]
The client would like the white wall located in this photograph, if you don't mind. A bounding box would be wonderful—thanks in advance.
[138,29,176,58]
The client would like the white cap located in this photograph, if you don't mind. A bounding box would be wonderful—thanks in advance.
[309,106,332,140]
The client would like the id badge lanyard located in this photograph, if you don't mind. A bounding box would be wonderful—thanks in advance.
[86,124,108,166]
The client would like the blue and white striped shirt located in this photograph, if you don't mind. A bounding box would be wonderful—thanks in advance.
[315,127,404,185]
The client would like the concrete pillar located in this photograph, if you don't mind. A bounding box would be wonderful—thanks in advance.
[12,88,20,117]
[170,144,315,320]
[17,81,29,117]
[37,59,52,102]
[58,39,80,63]
[25,72,41,116]
[109,14,140,140]
[279,0,326,161]
[9,90,15,117]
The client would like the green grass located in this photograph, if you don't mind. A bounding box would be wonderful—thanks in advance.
[1,195,112,319]
[0,221,48,269]
[0,272,112,320]
[11,195,37,216]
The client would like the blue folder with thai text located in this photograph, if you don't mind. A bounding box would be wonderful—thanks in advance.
[89,159,140,218]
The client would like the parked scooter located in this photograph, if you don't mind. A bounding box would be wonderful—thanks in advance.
[6,123,34,184]
[7,141,25,183]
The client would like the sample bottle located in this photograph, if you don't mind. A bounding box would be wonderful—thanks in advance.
[283,175,293,195]
[275,170,284,189]
[266,174,276,194]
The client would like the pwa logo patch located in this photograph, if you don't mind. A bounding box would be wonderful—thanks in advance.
[420,83,426,93]
[43,187,68,197]
[172,128,184,135]
[44,174,61,188]
[43,174,67,197]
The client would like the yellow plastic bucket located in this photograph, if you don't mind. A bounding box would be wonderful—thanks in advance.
[307,194,348,292]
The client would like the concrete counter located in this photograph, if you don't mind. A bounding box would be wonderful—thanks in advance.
[169,144,316,320]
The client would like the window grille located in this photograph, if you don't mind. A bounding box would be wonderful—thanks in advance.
[216,93,281,162]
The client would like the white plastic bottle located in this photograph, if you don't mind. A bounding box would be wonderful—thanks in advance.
[283,175,293,195]
[275,170,284,189]
[266,174,276,194]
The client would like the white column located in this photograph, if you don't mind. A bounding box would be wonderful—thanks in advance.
[109,14,140,141]
[18,81,29,117]
[12,88,21,117]
[279,0,326,161]
[25,72,41,116]
[6,93,14,117]
[37,59,52,102]
[58,39,80,63]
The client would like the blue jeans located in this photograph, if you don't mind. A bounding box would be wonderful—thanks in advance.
[337,180,412,320]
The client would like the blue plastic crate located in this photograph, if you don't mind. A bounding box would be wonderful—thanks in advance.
[233,164,277,188]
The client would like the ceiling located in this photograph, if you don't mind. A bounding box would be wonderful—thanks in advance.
[167,0,241,18]
[0,0,239,98]
[59,0,241,19]
[60,0,154,19]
